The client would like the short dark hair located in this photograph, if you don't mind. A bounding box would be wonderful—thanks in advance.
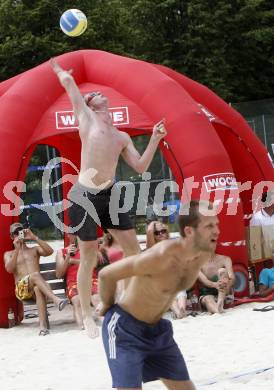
[104,232,113,247]
[178,200,214,237]
[261,191,274,203]
[261,191,268,202]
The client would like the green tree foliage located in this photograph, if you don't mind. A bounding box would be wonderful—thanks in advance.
[0,0,133,79]
[0,0,274,101]
[126,0,274,101]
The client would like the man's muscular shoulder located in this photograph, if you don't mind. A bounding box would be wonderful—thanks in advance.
[78,106,93,125]
[118,131,132,147]
[155,239,179,262]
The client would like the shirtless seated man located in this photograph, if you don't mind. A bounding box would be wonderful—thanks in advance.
[98,200,219,390]
[4,223,69,335]
[198,253,235,314]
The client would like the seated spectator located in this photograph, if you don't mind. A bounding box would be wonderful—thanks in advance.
[146,220,170,248]
[250,191,274,260]
[56,232,102,329]
[198,254,235,314]
[96,232,125,300]
[258,257,274,297]
[100,232,124,263]
[146,221,187,318]
[4,223,69,336]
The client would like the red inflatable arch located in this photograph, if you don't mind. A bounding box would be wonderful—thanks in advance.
[0,50,273,326]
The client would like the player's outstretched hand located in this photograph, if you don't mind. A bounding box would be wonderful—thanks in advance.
[50,58,73,76]
[152,118,167,141]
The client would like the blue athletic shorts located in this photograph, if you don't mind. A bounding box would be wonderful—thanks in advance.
[102,304,190,388]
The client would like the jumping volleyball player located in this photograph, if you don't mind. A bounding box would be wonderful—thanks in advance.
[50,58,167,338]
[99,200,219,389]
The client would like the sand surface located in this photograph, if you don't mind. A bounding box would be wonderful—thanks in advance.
[1,301,274,390]
[2,240,274,389]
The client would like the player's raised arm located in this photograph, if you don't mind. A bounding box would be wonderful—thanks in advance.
[121,119,167,173]
[50,58,89,121]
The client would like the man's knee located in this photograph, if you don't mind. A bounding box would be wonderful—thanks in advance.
[80,252,98,269]
[33,285,41,296]
[201,295,212,305]
[34,285,47,298]
[29,271,42,285]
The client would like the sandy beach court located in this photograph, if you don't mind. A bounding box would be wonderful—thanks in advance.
[1,301,274,390]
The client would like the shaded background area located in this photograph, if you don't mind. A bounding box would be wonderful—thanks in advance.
[1,0,274,103]
[232,98,274,163]
[19,136,178,240]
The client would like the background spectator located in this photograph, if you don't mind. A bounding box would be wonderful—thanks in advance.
[258,256,274,297]
[4,223,68,336]
[146,221,170,248]
[198,254,235,314]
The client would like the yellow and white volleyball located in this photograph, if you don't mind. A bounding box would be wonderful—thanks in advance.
[60,9,87,37]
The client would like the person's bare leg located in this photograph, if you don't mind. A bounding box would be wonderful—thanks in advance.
[171,299,186,319]
[108,229,140,289]
[217,268,229,313]
[29,272,66,308]
[77,238,99,338]
[91,293,100,308]
[33,286,49,334]
[161,378,196,390]
[71,295,84,329]
[201,295,219,314]
[177,295,187,316]
[117,388,142,390]
[217,290,226,313]
[91,293,103,324]
[171,299,181,319]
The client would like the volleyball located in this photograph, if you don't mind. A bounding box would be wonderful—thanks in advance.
[60,9,87,37]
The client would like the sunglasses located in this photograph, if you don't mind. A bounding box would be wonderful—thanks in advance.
[154,229,168,236]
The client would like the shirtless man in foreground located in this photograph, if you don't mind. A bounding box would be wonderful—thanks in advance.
[198,254,235,313]
[98,200,219,390]
[50,58,167,338]
[4,223,69,335]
